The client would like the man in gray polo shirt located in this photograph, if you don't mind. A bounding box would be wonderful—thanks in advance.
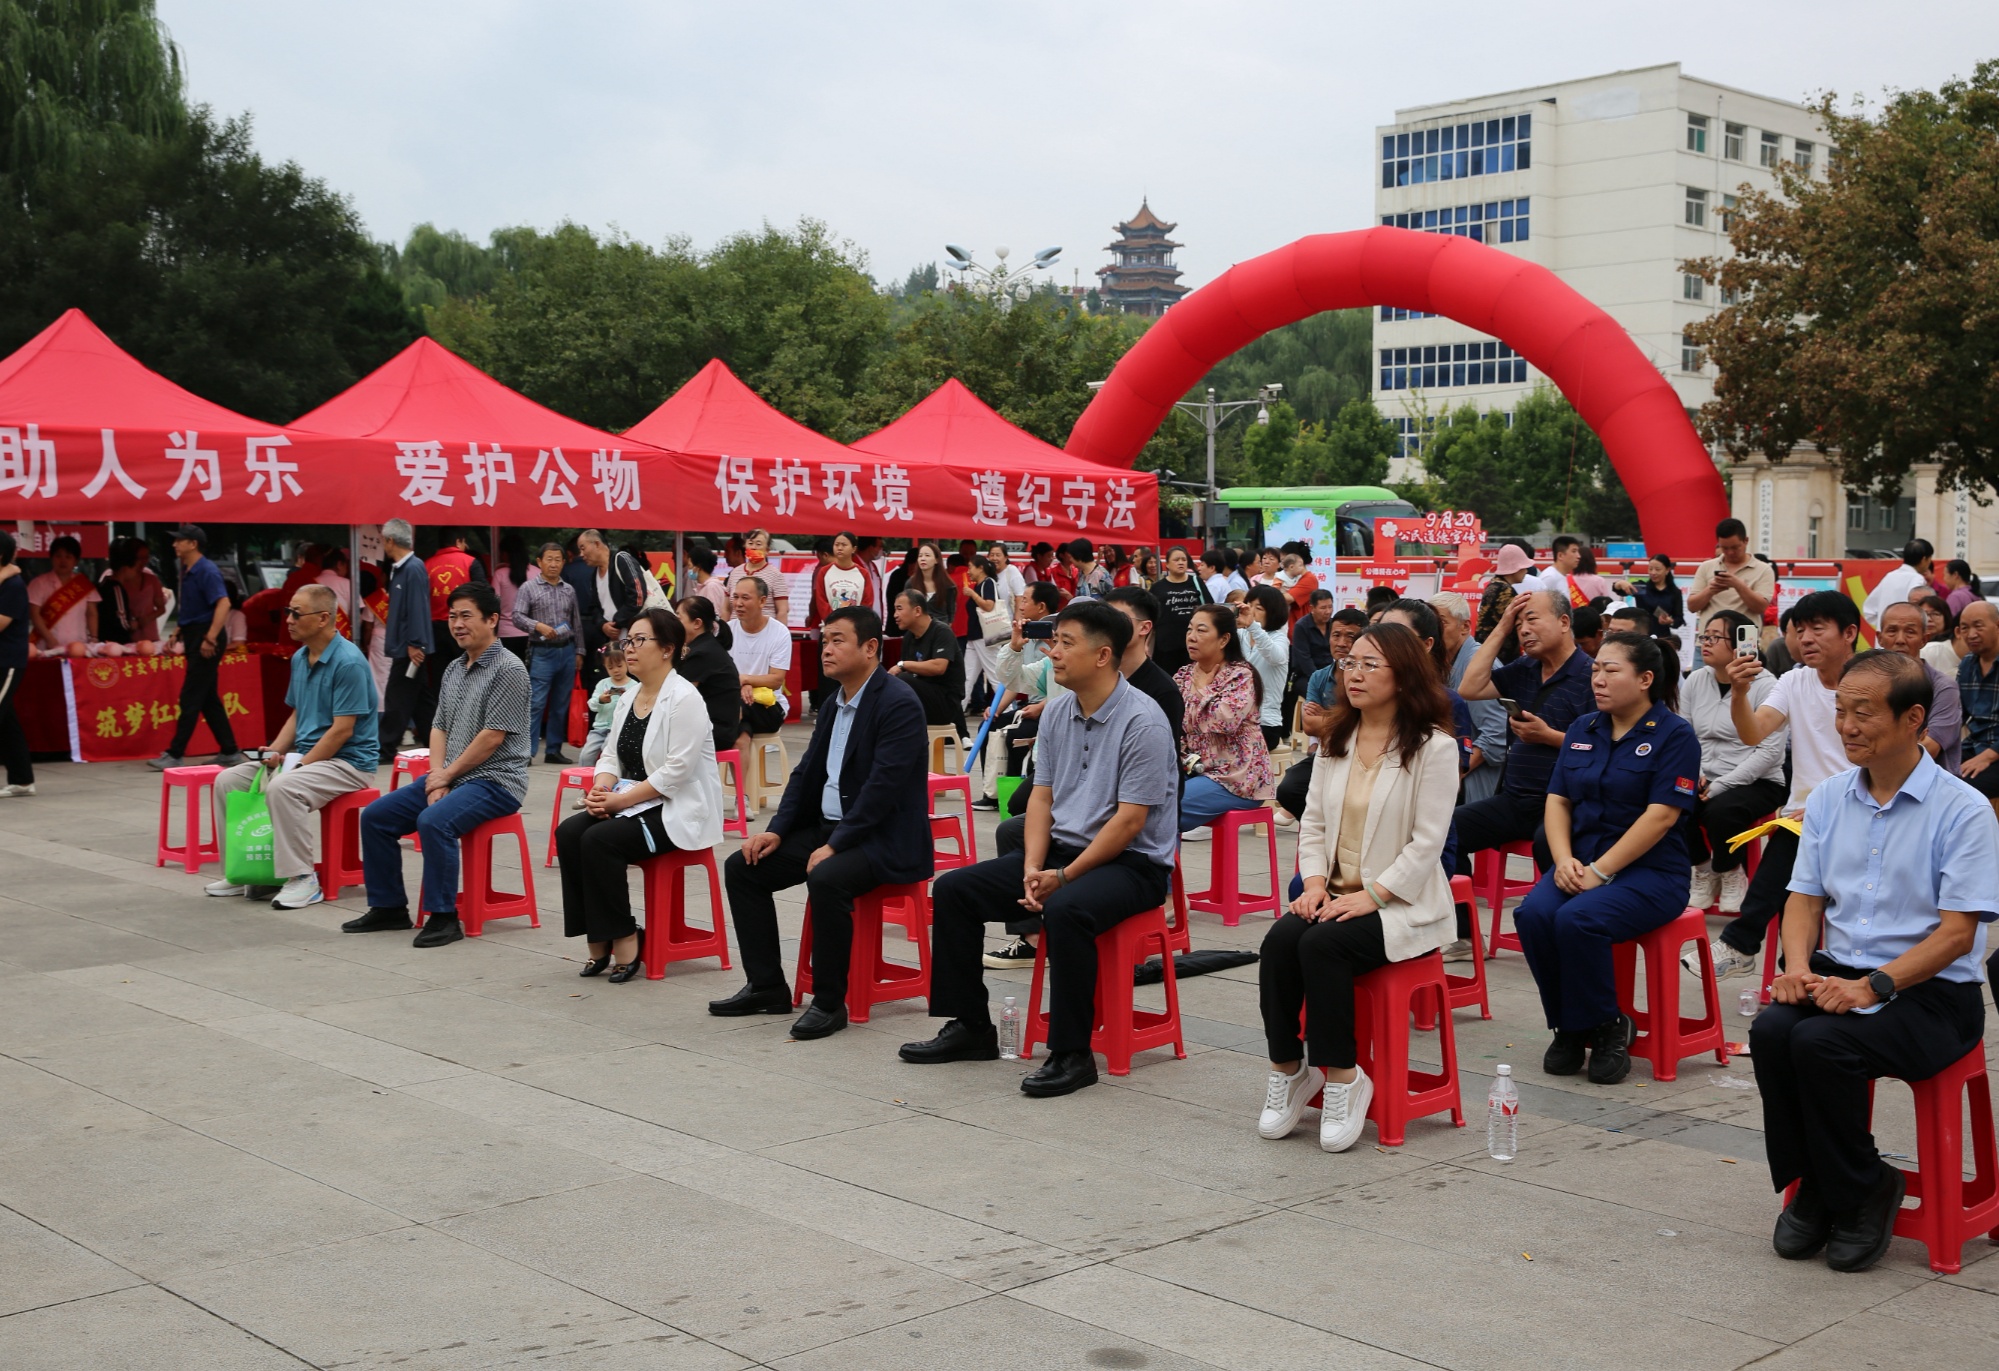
[902,601,1179,1097]
[346,583,531,948]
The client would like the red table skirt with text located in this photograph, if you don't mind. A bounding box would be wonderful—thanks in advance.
[19,649,285,761]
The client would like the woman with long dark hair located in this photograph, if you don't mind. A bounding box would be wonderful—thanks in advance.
[1256,623,1458,1152]
[1917,593,1962,675]
[1627,553,1684,641]
[904,540,956,626]
[1176,604,1273,833]
[1513,630,1700,1086]
[493,534,533,661]
[675,595,743,757]
[1238,584,1292,751]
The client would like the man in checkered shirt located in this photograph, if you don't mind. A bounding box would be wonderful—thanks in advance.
[346,583,532,947]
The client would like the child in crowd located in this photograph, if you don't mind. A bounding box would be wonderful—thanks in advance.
[577,646,629,775]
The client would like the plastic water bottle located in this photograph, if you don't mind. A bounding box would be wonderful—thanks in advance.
[998,997,1021,1060]
[1738,988,1760,1019]
[1487,1064,1519,1161]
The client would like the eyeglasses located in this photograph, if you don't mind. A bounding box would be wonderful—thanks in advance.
[284,607,330,620]
[624,634,655,647]
[1337,657,1391,676]
[1697,631,1731,645]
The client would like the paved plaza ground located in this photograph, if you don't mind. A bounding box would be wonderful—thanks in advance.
[2,735,1997,1369]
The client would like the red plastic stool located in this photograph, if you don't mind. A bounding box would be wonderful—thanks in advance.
[545,765,597,866]
[715,749,750,840]
[792,883,931,1023]
[639,848,730,978]
[314,787,380,900]
[415,812,540,937]
[1166,852,1191,956]
[1613,907,1727,1082]
[1473,840,1538,956]
[1440,873,1491,1020]
[927,772,977,864]
[930,812,974,876]
[1021,905,1185,1076]
[156,764,223,872]
[1186,806,1280,926]
[390,752,429,852]
[1308,950,1465,1146]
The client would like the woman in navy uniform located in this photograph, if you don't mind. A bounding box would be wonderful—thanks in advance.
[1514,631,1700,1085]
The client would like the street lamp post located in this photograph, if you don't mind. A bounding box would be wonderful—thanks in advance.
[942,243,1062,312]
[1085,381,1284,536]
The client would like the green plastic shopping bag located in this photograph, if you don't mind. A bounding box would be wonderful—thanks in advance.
[222,767,279,887]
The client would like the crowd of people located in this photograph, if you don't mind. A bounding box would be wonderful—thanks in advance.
[7,514,1997,1278]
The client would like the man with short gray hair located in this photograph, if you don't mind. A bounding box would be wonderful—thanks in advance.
[376,519,431,766]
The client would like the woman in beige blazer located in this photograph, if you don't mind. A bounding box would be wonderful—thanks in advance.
[1257,623,1459,1152]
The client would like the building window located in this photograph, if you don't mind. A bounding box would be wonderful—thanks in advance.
[1720,192,1739,232]
[1380,198,1529,247]
[1680,330,1704,373]
[1682,272,1705,301]
[1879,498,1898,531]
[1807,515,1821,558]
[1724,122,1745,161]
[1686,113,1709,153]
[1720,283,1740,306]
[1848,500,1867,531]
[1380,112,1530,189]
[1684,187,1708,227]
[1760,131,1781,168]
[1793,139,1814,174]
[1378,340,1527,392]
[1379,305,1434,322]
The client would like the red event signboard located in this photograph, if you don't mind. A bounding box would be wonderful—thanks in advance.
[1373,512,1485,549]
[63,650,269,762]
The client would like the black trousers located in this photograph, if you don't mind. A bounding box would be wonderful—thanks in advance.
[1751,972,1985,1214]
[1451,788,1551,936]
[1259,911,1391,1069]
[0,665,30,785]
[929,846,1171,1053]
[378,659,430,764]
[1720,828,1799,956]
[722,818,884,1007]
[1690,778,1787,873]
[992,815,1038,937]
[739,701,787,737]
[554,807,674,944]
[1276,757,1312,820]
[166,640,238,758]
[907,675,967,735]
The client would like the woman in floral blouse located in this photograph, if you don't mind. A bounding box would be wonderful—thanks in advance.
[1176,604,1275,834]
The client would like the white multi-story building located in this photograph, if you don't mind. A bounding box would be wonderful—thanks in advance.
[1367,63,1990,563]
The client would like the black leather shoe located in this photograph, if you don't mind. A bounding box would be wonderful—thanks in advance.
[1773,1180,1832,1260]
[342,906,412,933]
[1020,1049,1099,1097]
[899,1020,1001,1064]
[1586,1013,1635,1085]
[1826,1165,1906,1273]
[1543,1030,1586,1076]
[412,916,463,948]
[707,985,793,1016]
[790,1002,848,1040]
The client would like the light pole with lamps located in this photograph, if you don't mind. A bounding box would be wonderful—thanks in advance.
[1085,380,1283,537]
[943,243,1062,312]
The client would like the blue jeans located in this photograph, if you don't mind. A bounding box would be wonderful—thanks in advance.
[360,778,521,916]
[1513,865,1689,1033]
[528,645,577,753]
[1179,774,1265,832]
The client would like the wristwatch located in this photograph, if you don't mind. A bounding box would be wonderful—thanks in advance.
[1866,969,1897,1004]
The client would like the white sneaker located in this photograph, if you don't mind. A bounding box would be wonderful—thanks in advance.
[205,880,248,897]
[1182,826,1212,842]
[1258,1065,1324,1139]
[1273,810,1297,829]
[1318,1067,1374,1153]
[1717,866,1750,914]
[1684,937,1752,981]
[0,783,34,797]
[1688,861,1718,911]
[271,874,324,909]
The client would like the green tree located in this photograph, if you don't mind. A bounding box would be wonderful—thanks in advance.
[1685,61,1999,498]
[1421,384,1638,540]
[1200,310,1374,427]
[1237,397,1395,487]
[0,0,185,185]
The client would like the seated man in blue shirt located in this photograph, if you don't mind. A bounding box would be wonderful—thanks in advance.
[206,583,380,909]
[902,601,1180,1098]
[1754,651,1999,1274]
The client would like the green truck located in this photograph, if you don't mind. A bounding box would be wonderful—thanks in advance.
[1215,485,1421,557]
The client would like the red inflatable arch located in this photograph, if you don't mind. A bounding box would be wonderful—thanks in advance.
[1065,227,1728,557]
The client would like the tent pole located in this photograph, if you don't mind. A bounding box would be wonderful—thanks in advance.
[674,530,685,600]
[348,525,363,643]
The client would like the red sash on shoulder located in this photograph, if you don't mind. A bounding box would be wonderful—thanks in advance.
[41,573,93,624]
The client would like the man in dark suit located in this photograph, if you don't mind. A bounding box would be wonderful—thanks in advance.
[710,605,932,1039]
[376,518,433,765]
[563,530,638,692]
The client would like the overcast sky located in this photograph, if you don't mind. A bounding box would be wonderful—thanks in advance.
[159,1,1997,293]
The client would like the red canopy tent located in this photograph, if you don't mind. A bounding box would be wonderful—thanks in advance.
[290,337,672,529]
[630,361,1149,540]
[852,379,1158,543]
[0,308,373,524]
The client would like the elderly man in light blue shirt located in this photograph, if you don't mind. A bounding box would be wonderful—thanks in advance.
[1752,651,1999,1274]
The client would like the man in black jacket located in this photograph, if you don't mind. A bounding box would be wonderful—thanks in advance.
[709,606,933,1039]
[376,519,432,766]
[564,530,639,692]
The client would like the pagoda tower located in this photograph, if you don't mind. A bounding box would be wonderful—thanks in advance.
[1096,200,1188,316]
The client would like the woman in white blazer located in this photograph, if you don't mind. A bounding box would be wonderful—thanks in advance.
[554,607,723,982]
[1256,622,1459,1153]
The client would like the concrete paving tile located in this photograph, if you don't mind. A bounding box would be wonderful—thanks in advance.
[46,962,269,1025]
[306,986,649,1072]
[170,1226,734,1371]
[307,927,568,987]
[503,1044,907,1151]
[0,970,180,1048]
[1870,1279,1999,1339]
[1945,1240,1999,1294]
[0,1285,308,1370]
[130,943,434,1010]
[440,1175,983,1362]
[1117,1209,1777,1370]
[0,1056,157,1155]
[768,1290,1219,1371]
[197,1086,626,1223]
[1744,1307,1999,1367]
[682,1013,1036,1113]
[1011,1264,1431,1370]
[210,1010,470,1087]
[763,1112,1273,1259]
[0,1205,143,1316]
[0,911,195,972]
[0,1124,406,1281]
[401,1072,735,1175]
